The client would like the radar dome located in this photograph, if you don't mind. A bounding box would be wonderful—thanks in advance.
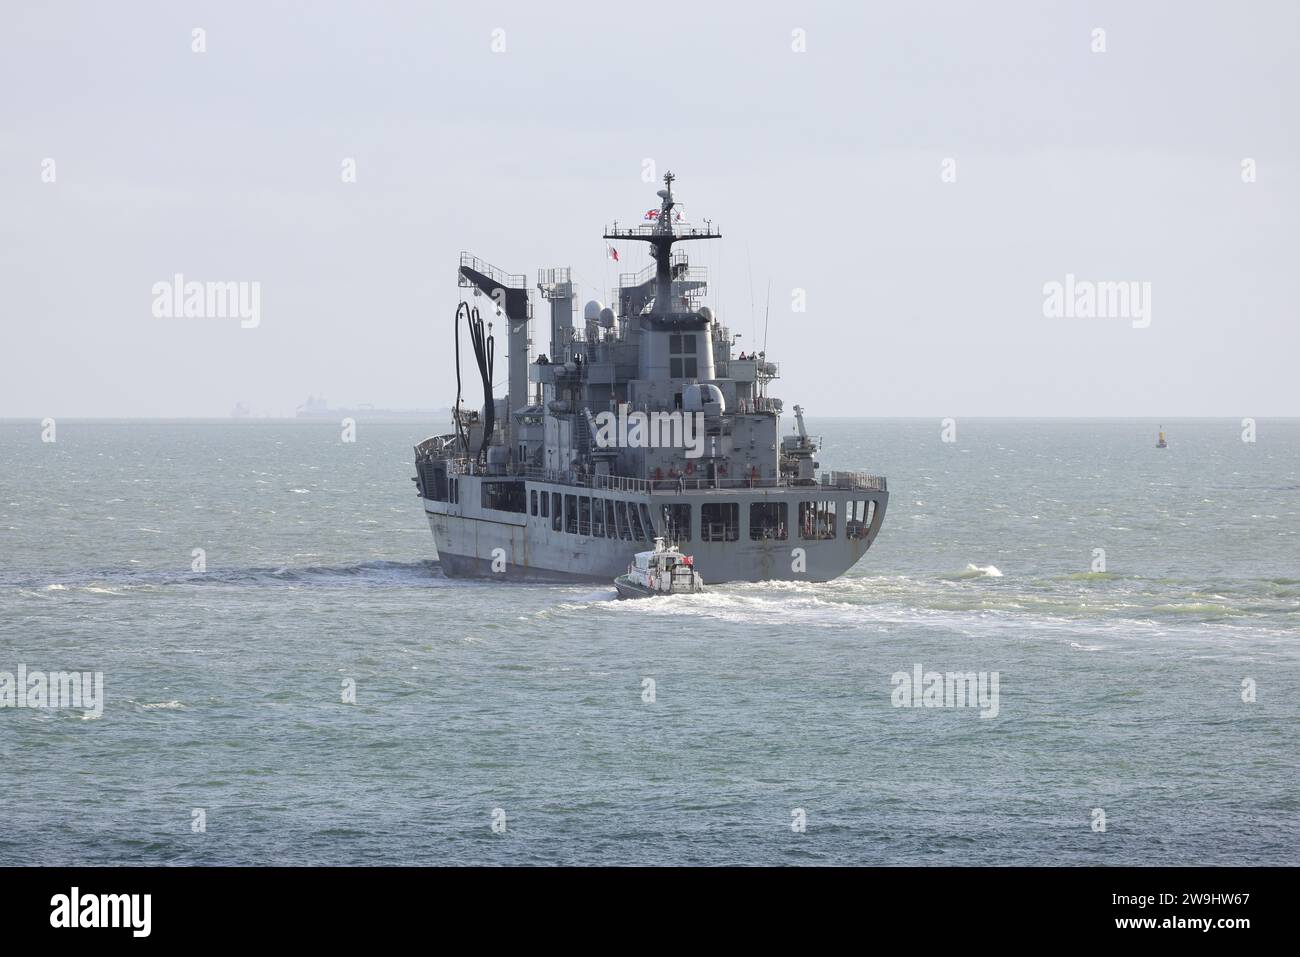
[698,306,715,323]
[683,383,725,416]
[599,307,616,328]
[583,300,605,322]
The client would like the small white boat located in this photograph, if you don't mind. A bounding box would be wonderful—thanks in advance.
[614,537,705,598]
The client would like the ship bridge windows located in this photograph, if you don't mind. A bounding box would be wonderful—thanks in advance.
[799,501,837,540]
[846,500,876,540]
[670,333,698,379]
[662,503,691,542]
[749,502,788,541]
[701,502,739,542]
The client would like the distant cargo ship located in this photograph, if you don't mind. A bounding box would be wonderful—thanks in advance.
[297,396,445,420]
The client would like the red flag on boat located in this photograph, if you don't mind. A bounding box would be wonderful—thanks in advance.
[607,245,620,262]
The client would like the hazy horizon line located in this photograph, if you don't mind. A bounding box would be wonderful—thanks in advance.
[4,415,1296,423]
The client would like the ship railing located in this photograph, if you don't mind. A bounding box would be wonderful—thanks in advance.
[442,457,879,495]
[617,265,708,290]
[821,470,888,492]
[604,224,721,240]
[414,435,460,460]
[521,465,655,494]
[459,252,527,289]
[648,476,781,491]
[715,359,779,379]
[537,267,572,295]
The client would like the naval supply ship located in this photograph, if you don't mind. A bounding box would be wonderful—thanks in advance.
[412,173,887,582]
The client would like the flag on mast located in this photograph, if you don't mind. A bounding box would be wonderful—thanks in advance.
[606,245,620,262]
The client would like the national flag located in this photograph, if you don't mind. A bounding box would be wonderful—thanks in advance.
[607,245,620,262]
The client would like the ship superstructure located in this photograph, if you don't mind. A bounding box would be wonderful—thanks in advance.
[412,174,887,582]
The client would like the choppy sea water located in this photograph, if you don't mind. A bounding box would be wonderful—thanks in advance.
[0,418,1296,866]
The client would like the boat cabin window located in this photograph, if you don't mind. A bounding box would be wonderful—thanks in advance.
[551,492,562,532]
[579,497,592,536]
[539,490,548,519]
[662,503,691,542]
[846,500,874,540]
[592,497,606,537]
[615,501,631,540]
[701,502,739,542]
[750,502,788,541]
[565,494,578,534]
[604,500,616,539]
[530,490,537,516]
[481,481,526,514]
[799,501,837,540]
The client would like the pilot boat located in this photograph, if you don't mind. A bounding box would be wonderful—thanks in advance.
[614,537,705,598]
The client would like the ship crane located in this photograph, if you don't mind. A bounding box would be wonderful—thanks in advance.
[781,404,820,484]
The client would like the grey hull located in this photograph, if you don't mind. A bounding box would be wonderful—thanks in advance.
[423,477,887,584]
[613,577,654,599]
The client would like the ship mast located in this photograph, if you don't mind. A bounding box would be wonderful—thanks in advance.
[603,172,720,319]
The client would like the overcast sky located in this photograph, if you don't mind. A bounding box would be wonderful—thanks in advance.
[1,0,1296,418]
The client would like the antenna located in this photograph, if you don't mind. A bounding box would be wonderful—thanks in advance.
[762,279,771,356]
[746,243,755,344]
